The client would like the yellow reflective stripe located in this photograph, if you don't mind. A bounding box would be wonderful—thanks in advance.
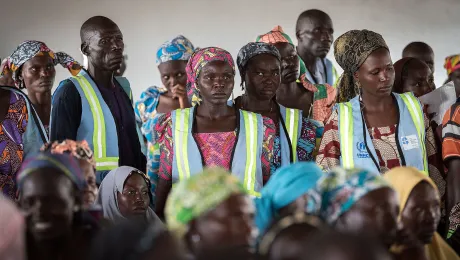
[73,75,107,159]
[400,93,429,174]
[95,157,119,170]
[247,190,261,198]
[174,109,191,181]
[286,108,300,162]
[332,66,340,87]
[242,111,258,194]
[339,103,354,168]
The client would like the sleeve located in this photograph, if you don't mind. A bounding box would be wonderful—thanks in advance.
[134,87,161,143]
[262,116,276,184]
[297,117,324,161]
[156,113,173,181]
[50,80,82,142]
[315,109,341,170]
[443,105,460,161]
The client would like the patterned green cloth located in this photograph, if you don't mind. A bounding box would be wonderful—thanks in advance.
[165,167,247,238]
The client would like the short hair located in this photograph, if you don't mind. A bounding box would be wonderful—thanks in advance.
[80,16,119,44]
[296,9,331,33]
[402,42,434,57]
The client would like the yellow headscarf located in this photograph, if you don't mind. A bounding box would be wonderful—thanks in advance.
[384,167,459,260]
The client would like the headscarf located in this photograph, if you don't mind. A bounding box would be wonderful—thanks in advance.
[255,162,323,235]
[186,47,235,106]
[257,212,323,256]
[1,40,82,89]
[96,166,161,223]
[319,167,391,225]
[256,25,294,45]
[40,140,95,168]
[444,54,460,76]
[255,26,308,79]
[165,167,247,238]
[237,42,281,88]
[156,35,195,64]
[17,152,85,191]
[0,195,25,260]
[392,57,415,94]
[334,30,389,102]
[384,167,459,260]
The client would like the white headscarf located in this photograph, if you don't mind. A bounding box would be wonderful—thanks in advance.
[97,166,162,224]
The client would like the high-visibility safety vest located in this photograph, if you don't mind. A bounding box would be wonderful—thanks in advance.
[68,70,144,174]
[279,105,302,165]
[226,101,302,166]
[171,107,264,197]
[337,92,428,175]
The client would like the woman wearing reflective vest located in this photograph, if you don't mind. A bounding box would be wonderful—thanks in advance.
[232,42,324,173]
[316,30,443,191]
[154,47,276,219]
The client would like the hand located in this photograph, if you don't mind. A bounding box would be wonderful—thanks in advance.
[171,84,189,108]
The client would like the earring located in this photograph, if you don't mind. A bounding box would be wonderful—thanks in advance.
[232,91,235,104]
[73,205,80,212]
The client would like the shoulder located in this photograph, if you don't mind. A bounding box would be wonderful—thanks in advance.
[54,79,79,99]
[155,112,172,131]
[443,102,460,125]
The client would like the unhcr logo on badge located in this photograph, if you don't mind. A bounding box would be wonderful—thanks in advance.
[356,141,370,158]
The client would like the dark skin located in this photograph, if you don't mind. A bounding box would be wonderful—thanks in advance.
[80,159,97,208]
[400,182,441,245]
[81,17,124,90]
[400,59,433,98]
[402,43,435,90]
[274,42,314,116]
[235,54,281,122]
[19,168,89,260]
[0,58,15,87]
[155,60,237,219]
[186,194,256,257]
[156,60,190,113]
[117,172,150,221]
[354,48,397,128]
[267,223,318,260]
[335,187,400,248]
[296,10,334,81]
[20,55,56,125]
[278,193,310,218]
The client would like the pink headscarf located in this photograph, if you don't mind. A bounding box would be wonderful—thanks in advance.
[185,47,235,106]
[0,195,25,260]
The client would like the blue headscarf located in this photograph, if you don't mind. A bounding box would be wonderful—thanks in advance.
[319,167,391,225]
[156,35,195,64]
[17,152,85,191]
[254,162,323,236]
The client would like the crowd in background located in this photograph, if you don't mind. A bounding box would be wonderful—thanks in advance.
[1,8,460,260]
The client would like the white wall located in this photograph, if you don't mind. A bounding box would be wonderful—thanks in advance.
[1,0,459,99]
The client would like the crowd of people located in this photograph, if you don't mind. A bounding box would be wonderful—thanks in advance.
[1,8,460,260]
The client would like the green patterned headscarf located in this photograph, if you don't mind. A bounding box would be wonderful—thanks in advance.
[165,167,247,238]
[334,30,388,102]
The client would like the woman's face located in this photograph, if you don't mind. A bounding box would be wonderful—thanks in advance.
[197,60,235,105]
[189,194,256,256]
[400,182,441,244]
[158,60,187,90]
[355,48,395,99]
[244,54,281,101]
[335,187,399,248]
[21,55,55,92]
[278,193,310,218]
[117,173,150,219]
[401,60,433,97]
[274,42,300,84]
[79,159,97,207]
[19,168,77,241]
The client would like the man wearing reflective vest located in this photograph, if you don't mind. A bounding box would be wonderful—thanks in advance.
[50,16,146,183]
